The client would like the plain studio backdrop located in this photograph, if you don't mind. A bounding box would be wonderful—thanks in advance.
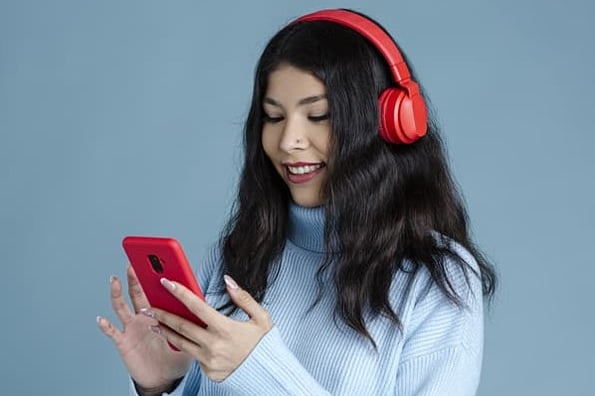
[0,0,593,394]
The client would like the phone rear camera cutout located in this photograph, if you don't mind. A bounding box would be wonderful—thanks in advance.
[148,254,164,273]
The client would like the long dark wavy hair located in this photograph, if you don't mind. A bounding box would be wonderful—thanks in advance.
[220,12,496,344]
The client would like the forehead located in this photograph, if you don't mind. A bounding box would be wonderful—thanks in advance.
[265,64,327,100]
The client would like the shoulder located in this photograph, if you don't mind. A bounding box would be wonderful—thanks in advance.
[412,234,482,306]
[393,235,482,304]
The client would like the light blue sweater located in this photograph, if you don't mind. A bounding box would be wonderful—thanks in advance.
[131,204,484,395]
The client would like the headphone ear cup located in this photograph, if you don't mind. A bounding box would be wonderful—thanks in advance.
[379,88,406,144]
[379,88,428,144]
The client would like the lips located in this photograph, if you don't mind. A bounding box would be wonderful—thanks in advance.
[283,162,326,184]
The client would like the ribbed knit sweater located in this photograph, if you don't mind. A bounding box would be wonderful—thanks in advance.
[130,203,484,395]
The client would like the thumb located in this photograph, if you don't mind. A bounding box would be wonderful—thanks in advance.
[224,275,271,326]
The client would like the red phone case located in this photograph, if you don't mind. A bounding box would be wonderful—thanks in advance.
[122,236,207,328]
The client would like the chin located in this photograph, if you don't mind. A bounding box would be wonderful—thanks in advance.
[291,196,323,208]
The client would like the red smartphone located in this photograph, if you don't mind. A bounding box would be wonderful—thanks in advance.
[122,236,207,328]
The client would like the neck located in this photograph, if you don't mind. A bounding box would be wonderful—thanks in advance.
[287,203,327,253]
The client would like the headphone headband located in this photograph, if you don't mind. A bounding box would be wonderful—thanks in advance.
[294,9,414,93]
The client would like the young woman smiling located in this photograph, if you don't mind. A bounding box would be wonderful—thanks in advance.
[98,8,496,396]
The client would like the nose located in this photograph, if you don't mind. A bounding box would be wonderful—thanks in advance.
[279,116,308,152]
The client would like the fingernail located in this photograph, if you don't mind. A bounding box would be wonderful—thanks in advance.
[149,325,161,335]
[224,275,239,290]
[160,278,176,291]
[110,275,116,283]
[96,316,102,324]
[140,308,155,319]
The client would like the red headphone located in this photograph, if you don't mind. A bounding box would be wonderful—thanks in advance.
[294,9,428,144]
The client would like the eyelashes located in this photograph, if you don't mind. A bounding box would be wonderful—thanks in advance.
[262,115,284,124]
[262,114,330,124]
[308,114,329,122]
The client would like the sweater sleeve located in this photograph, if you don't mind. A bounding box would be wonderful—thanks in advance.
[394,245,485,395]
[394,345,480,395]
[216,326,332,396]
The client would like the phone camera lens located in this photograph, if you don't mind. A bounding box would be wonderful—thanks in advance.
[148,254,164,273]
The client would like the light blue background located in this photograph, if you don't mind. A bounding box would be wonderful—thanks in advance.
[1,0,593,394]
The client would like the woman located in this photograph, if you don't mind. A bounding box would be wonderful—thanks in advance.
[98,9,496,395]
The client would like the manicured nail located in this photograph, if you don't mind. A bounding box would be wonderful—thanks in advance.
[224,275,239,290]
[160,278,176,291]
[140,308,155,318]
[149,325,161,335]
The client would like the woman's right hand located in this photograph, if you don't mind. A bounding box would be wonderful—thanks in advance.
[97,265,192,391]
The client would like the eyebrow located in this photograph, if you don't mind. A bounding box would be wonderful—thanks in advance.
[263,94,327,107]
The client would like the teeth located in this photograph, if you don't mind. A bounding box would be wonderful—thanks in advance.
[287,164,322,175]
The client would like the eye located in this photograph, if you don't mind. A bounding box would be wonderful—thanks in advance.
[263,114,284,124]
[308,114,329,123]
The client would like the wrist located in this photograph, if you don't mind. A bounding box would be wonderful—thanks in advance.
[133,377,183,396]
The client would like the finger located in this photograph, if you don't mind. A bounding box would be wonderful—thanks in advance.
[150,322,202,358]
[160,278,221,328]
[110,275,134,325]
[127,265,150,313]
[152,307,211,346]
[224,275,272,327]
[96,315,124,346]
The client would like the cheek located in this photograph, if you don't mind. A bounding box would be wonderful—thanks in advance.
[261,129,285,178]
[312,129,331,159]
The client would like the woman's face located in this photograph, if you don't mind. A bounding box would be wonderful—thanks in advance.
[262,64,331,208]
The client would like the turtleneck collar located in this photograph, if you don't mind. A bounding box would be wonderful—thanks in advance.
[287,203,328,253]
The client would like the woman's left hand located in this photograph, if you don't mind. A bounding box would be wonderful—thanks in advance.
[146,275,273,382]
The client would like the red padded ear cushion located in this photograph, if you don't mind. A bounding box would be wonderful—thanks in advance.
[379,88,428,144]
